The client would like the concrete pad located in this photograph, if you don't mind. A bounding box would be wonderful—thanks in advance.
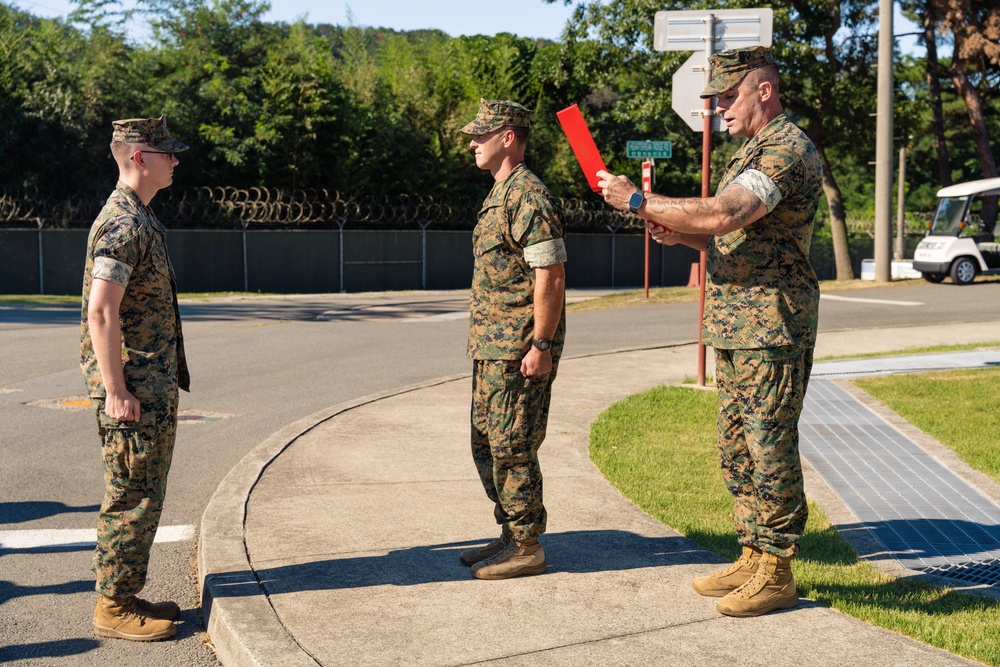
[201,332,991,666]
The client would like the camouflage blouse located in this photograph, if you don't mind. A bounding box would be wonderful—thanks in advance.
[80,183,189,398]
[703,113,823,350]
[468,163,567,360]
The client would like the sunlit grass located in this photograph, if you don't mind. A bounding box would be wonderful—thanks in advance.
[0,292,277,307]
[856,367,1000,484]
[0,294,80,306]
[567,277,949,312]
[591,384,1000,665]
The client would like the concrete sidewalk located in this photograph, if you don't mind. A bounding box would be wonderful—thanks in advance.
[199,323,1000,667]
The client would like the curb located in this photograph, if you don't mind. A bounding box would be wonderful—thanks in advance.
[198,373,469,667]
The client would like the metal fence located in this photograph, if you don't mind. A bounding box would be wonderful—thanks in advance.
[0,187,929,295]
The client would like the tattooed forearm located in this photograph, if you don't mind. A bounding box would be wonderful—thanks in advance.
[644,196,716,218]
[642,184,764,235]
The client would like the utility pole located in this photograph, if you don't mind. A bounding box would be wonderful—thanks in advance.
[895,143,907,260]
[873,0,895,281]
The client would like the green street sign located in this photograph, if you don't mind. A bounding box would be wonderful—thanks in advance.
[626,140,672,159]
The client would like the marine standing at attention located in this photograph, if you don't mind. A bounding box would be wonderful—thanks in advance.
[458,98,567,580]
[597,46,823,617]
[81,116,190,640]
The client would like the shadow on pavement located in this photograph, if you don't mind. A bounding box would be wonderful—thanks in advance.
[209,530,715,599]
[0,501,100,524]
[177,299,469,323]
[0,579,94,605]
[0,638,101,662]
[838,518,1000,564]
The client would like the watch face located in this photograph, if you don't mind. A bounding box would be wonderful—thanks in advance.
[629,191,644,212]
[533,339,551,351]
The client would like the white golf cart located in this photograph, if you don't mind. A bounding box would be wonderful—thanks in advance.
[913,177,1000,285]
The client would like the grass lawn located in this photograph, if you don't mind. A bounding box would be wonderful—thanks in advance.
[591,378,1000,666]
[567,274,1000,312]
[856,368,1000,486]
[565,277,925,312]
[0,294,81,306]
[0,292,273,307]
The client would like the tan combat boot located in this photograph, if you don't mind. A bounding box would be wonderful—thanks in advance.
[133,597,181,620]
[471,538,546,580]
[459,529,512,567]
[716,551,798,617]
[93,595,177,641]
[691,545,761,597]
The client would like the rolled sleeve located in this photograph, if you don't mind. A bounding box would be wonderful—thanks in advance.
[92,256,133,287]
[732,169,782,212]
[523,238,567,268]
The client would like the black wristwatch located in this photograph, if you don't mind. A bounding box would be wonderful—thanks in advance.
[628,190,645,214]
[532,338,552,352]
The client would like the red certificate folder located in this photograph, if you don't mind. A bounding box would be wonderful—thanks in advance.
[556,103,671,230]
[556,104,607,192]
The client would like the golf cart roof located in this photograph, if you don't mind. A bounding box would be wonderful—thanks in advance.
[937,177,1000,198]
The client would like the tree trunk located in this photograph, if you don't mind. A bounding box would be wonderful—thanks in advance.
[922,1,952,186]
[817,148,854,280]
[947,0,998,228]
[950,64,998,181]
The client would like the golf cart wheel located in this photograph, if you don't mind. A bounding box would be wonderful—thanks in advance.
[950,257,977,285]
[923,273,946,283]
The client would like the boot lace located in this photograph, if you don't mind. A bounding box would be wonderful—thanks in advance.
[477,540,518,567]
[729,560,778,599]
[117,599,152,626]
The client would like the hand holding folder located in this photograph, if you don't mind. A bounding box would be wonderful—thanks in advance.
[555,104,607,193]
[556,104,671,232]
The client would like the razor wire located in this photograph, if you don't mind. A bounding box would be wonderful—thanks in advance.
[0,186,934,234]
[0,186,644,231]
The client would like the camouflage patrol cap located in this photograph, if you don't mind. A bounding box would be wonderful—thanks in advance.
[460,98,532,135]
[700,46,777,98]
[111,115,189,152]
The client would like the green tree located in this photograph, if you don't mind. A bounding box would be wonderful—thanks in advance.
[545,0,898,279]
[142,0,279,186]
[0,2,133,194]
[256,22,347,189]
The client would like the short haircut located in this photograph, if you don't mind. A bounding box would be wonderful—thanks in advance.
[746,65,780,95]
[509,125,530,146]
[110,141,136,171]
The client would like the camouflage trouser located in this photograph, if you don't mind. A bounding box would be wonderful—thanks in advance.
[715,346,813,558]
[93,396,178,598]
[471,359,558,541]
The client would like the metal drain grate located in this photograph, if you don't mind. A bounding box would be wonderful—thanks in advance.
[801,351,1000,586]
[919,559,1000,587]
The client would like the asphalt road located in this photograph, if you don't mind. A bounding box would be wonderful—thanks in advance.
[0,280,997,665]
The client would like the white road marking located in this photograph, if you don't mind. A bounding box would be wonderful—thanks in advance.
[820,294,924,306]
[0,524,195,550]
[409,311,469,322]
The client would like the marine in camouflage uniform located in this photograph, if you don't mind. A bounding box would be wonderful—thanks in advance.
[459,99,567,580]
[705,109,820,562]
[597,47,822,617]
[80,116,190,641]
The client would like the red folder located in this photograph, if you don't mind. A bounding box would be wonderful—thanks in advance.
[556,104,607,192]
[556,103,671,231]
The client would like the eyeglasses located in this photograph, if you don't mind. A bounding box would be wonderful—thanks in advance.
[132,150,176,161]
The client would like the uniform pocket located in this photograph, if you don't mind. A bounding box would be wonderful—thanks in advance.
[714,228,747,255]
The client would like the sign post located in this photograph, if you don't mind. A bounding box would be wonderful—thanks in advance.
[642,159,654,298]
[654,8,772,386]
[627,142,671,298]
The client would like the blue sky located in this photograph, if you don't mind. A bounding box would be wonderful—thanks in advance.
[10,0,578,40]
[10,0,925,53]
